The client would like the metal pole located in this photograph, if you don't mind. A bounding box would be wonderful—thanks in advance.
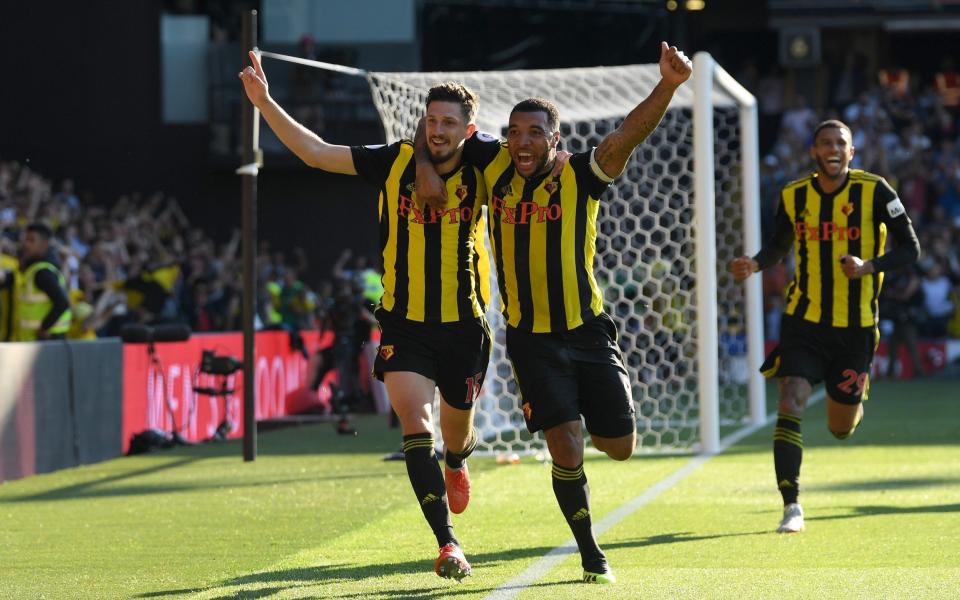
[693,52,720,455]
[240,9,258,462]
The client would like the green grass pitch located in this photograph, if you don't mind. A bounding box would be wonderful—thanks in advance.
[1,380,958,598]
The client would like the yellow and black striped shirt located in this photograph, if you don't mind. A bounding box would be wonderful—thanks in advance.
[351,141,489,323]
[756,169,918,328]
[464,136,610,333]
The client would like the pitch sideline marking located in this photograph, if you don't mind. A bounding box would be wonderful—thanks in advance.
[482,389,826,599]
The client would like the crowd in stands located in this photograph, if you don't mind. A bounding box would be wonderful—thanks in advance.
[742,56,960,347]
[0,159,382,347]
[0,158,389,417]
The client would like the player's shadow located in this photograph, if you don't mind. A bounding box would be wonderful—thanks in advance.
[807,503,960,523]
[136,531,767,598]
[809,475,960,492]
[136,548,565,599]
[610,530,769,548]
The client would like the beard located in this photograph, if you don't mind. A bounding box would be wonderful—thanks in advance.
[532,153,551,176]
[429,146,457,165]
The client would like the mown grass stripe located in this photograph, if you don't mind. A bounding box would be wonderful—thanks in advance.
[482,389,826,600]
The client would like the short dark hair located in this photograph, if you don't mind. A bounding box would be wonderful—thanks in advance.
[813,119,852,142]
[511,98,560,132]
[25,222,54,240]
[426,82,479,124]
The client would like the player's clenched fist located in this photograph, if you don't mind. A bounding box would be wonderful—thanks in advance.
[659,41,693,87]
[729,256,758,282]
[839,254,874,279]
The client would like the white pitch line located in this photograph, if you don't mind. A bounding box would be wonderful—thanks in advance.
[483,390,825,600]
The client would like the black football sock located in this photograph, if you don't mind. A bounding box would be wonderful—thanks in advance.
[552,462,605,571]
[444,427,478,470]
[403,433,457,548]
[773,412,803,505]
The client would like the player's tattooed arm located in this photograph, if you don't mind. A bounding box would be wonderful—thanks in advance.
[594,41,692,179]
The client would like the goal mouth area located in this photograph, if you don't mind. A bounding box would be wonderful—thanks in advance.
[256,50,764,456]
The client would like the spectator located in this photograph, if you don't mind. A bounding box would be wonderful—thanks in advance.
[880,266,926,378]
[9,222,72,340]
[934,57,960,110]
[0,243,18,341]
[919,258,955,338]
[781,95,817,144]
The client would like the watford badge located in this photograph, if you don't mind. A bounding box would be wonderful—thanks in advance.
[379,345,395,361]
[500,183,514,197]
[455,184,468,201]
[406,182,416,193]
[841,202,855,216]
[544,180,558,194]
[522,402,533,421]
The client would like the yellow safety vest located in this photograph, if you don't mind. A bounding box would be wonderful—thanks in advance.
[361,269,384,304]
[16,261,72,340]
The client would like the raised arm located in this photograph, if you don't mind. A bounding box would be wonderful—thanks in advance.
[593,41,692,179]
[239,50,356,175]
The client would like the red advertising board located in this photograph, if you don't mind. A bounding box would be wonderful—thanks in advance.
[121,330,333,452]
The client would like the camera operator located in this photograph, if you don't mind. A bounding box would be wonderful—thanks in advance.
[325,277,377,434]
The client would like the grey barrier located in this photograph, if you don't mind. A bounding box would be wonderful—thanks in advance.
[0,338,122,482]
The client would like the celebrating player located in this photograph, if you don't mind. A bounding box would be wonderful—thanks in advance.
[729,119,921,533]
[416,41,693,584]
[240,52,488,580]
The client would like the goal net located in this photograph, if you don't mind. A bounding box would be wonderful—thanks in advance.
[258,50,765,455]
[360,56,765,456]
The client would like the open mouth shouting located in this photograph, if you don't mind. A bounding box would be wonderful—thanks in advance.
[515,150,537,173]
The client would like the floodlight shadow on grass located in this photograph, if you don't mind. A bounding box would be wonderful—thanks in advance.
[6,470,390,503]
[0,457,199,503]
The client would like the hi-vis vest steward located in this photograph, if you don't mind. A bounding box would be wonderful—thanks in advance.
[17,261,72,340]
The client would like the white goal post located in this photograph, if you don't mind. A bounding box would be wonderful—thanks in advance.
[692,52,766,453]
[258,50,766,455]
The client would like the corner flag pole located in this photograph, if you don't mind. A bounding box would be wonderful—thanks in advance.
[240,9,259,462]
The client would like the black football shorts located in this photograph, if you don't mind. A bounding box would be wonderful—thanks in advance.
[373,308,491,410]
[761,314,878,404]
[505,312,635,437]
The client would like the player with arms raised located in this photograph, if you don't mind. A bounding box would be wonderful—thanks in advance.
[241,53,489,580]
[417,41,692,584]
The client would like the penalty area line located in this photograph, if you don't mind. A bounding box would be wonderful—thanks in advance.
[482,389,826,599]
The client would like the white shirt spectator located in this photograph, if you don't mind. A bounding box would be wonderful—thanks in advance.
[922,274,954,319]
